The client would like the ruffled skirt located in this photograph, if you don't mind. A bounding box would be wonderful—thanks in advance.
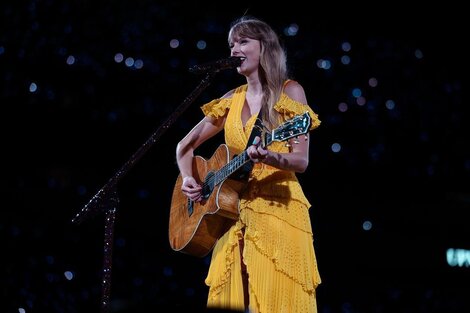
[205,196,321,313]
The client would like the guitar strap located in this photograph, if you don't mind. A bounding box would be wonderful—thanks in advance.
[238,116,263,309]
[246,114,263,149]
[230,115,263,181]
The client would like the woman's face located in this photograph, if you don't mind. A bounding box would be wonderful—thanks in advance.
[229,35,261,76]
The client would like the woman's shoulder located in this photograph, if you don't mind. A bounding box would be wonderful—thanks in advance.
[220,88,236,99]
[221,83,248,99]
[276,80,321,130]
[283,79,307,104]
[200,84,246,118]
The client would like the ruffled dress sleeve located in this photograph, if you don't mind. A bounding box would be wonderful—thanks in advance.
[274,93,321,131]
[200,98,232,118]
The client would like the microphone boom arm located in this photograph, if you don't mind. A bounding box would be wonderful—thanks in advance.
[71,70,219,313]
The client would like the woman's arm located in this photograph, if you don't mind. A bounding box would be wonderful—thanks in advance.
[176,115,225,201]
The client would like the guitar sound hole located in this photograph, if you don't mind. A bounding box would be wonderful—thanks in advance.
[187,199,194,217]
[202,172,215,199]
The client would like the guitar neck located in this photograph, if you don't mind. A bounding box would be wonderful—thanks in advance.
[214,134,272,185]
[200,111,311,190]
[214,151,247,185]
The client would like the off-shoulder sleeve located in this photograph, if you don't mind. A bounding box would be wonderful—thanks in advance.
[274,94,321,131]
[200,98,231,118]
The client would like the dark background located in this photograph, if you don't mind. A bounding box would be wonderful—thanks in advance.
[1,1,469,312]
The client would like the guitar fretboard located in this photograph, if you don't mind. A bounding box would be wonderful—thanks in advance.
[214,134,273,185]
[214,151,247,185]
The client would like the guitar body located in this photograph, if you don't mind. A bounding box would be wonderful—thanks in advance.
[169,144,248,257]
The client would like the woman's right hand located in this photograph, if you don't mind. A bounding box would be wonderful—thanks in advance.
[181,176,203,202]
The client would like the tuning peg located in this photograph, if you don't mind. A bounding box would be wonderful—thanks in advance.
[285,142,292,148]
[304,135,308,141]
[293,138,300,144]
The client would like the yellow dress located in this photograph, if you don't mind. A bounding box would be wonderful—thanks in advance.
[200,82,322,313]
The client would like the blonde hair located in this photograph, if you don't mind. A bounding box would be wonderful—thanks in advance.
[228,16,288,129]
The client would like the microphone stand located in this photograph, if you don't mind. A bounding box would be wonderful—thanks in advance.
[71,70,218,313]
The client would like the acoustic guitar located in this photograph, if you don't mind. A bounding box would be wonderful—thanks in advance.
[169,112,311,257]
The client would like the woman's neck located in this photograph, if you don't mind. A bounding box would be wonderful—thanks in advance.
[245,76,263,97]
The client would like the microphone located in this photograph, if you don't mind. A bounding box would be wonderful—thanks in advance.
[189,56,243,74]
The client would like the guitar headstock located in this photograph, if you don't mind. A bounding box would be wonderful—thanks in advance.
[270,111,311,143]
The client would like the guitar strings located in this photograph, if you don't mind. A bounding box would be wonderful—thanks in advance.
[200,151,248,190]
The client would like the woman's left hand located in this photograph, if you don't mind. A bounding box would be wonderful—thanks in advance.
[247,136,268,163]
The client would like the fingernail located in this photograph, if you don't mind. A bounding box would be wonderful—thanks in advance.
[252,137,259,145]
